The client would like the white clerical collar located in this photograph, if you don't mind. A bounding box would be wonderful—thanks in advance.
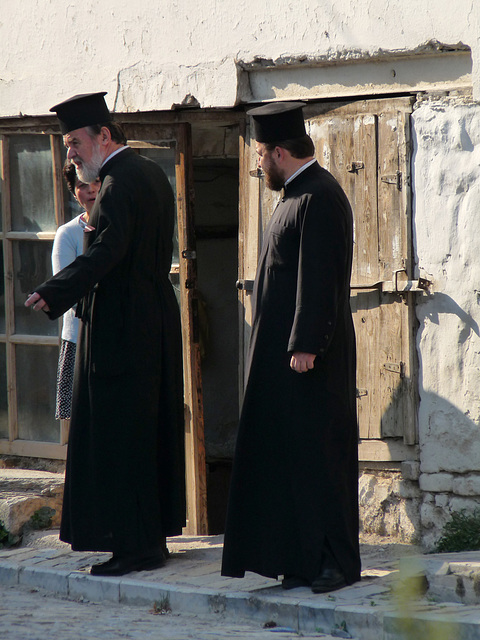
[101,145,129,168]
[284,158,316,187]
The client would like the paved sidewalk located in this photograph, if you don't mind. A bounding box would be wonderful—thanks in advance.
[1,534,480,639]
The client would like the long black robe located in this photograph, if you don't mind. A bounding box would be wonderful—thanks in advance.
[221,162,360,585]
[35,148,185,553]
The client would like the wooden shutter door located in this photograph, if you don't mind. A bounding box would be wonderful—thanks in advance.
[305,97,418,446]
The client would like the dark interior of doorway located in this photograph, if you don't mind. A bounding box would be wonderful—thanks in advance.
[193,158,239,534]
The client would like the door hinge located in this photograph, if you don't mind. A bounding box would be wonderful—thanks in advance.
[356,388,368,398]
[383,362,405,378]
[381,171,402,190]
[182,250,197,260]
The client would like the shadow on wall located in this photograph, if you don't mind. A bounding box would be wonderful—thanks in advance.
[419,291,480,341]
[360,374,480,549]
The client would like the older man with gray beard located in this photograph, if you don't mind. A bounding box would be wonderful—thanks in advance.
[26,92,186,577]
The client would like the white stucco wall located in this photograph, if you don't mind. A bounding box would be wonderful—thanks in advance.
[0,0,478,115]
[411,98,480,545]
[413,99,480,473]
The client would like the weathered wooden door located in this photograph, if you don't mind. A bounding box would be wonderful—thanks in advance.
[126,122,208,534]
[239,97,419,456]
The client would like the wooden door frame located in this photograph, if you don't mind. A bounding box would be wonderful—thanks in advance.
[125,122,208,534]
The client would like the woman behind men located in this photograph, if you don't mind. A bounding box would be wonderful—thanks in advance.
[53,163,100,420]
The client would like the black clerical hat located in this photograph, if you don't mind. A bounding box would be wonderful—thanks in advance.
[50,92,112,134]
[247,102,306,143]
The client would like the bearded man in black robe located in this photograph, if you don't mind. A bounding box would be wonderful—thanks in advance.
[26,92,185,577]
[221,102,361,593]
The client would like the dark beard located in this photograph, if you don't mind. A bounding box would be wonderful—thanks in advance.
[264,166,284,191]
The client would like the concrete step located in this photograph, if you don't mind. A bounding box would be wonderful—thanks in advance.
[399,550,480,606]
[0,469,64,538]
[1,540,480,640]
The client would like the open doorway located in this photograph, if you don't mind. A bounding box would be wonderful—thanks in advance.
[193,158,239,533]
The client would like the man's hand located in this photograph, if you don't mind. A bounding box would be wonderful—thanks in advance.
[290,352,316,373]
[25,292,50,312]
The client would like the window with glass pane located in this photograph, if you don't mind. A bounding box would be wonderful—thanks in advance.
[137,146,179,266]
[0,245,5,335]
[16,344,59,442]
[0,344,8,439]
[9,136,57,233]
[0,143,3,231]
[13,240,56,336]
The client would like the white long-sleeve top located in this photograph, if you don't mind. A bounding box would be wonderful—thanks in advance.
[51,214,85,343]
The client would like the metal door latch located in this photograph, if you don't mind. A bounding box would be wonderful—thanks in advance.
[347,162,364,173]
[381,171,403,190]
[351,270,432,294]
[236,279,254,292]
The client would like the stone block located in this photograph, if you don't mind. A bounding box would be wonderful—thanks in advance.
[401,461,421,481]
[0,469,64,537]
[419,473,453,493]
[296,597,336,635]
[0,561,19,585]
[224,590,301,630]
[449,496,480,514]
[19,564,69,594]
[420,502,449,531]
[68,571,120,603]
[334,604,385,640]
[119,578,175,607]
[399,480,421,499]
[434,493,450,508]
[452,474,480,496]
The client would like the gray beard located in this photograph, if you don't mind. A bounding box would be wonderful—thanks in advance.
[76,145,103,183]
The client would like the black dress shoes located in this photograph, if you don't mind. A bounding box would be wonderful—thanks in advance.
[90,551,166,577]
[311,566,347,593]
[281,574,311,590]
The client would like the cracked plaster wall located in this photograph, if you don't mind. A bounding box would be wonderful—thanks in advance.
[1,0,479,116]
[409,96,480,546]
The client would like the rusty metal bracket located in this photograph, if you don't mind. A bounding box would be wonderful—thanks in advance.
[383,362,405,378]
[347,162,364,173]
[381,171,402,190]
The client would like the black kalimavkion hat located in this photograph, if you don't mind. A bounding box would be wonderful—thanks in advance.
[247,101,307,143]
[50,92,112,134]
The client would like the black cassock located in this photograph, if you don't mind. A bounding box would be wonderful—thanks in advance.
[222,162,361,585]
[36,148,185,553]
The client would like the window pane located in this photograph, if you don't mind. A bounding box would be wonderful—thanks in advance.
[0,141,3,231]
[60,145,81,225]
[0,245,5,335]
[0,344,8,439]
[13,240,58,336]
[10,135,57,233]
[16,344,59,442]
[137,146,179,265]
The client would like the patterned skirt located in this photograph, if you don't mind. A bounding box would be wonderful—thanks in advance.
[55,339,77,420]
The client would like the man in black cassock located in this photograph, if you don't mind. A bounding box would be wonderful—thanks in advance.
[221,102,361,593]
[26,92,185,577]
